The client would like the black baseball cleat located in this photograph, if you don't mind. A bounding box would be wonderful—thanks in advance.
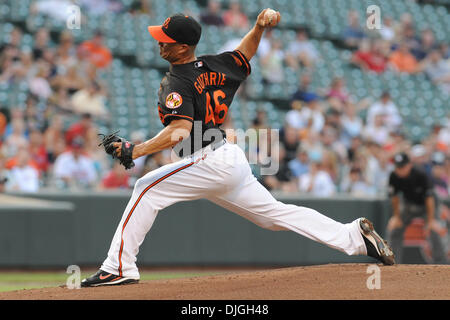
[359,218,395,265]
[81,269,139,287]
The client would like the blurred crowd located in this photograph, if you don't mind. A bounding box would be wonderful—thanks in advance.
[0,2,450,197]
[0,15,158,192]
[216,6,450,198]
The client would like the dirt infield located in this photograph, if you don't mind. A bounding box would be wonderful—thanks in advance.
[0,264,449,300]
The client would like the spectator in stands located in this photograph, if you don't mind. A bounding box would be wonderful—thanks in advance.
[389,41,422,74]
[44,114,65,163]
[393,13,414,43]
[261,143,296,193]
[86,125,110,178]
[70,81,109,120]
[28,63,52,99]
[65,112,94,146]
[0,45,20,83]
[436,116,450,151]
[326,77,350,111]
[24,94,47,133]
[48,85,73,114]
[366,91,402,131]
[260,39,285,84]
[290,73,319,105]
[31,0,84,22]
[340,104,363,148]
[342,10,366,50]
[256,28,273,58]
[102,161,130,189]
[285,97,324,135]
[363,114,390,146]
[414,28,437,61]
[200,0,224,27]
[55,31,78,73]
[424,49,450,94]
[365,145,394,195]
[383,129,411,158]
[129,0,154,16]
[51,64,86,97]
[12,51,35,82]
[223,1,249,31]
[439,42,449,59]
[53,137,97,189]
[3,118,28,158]
[39,47,58,78]
[321,124,347,173]
[251,109,269,132]
[78,30,112,69]
[28,129,49,175]
[340,166,375,196]
[298,159,336,197]
[285,28,319,70]
[351,39,388,74]
[410,144,432,176]
[279,125,299,163]
[288,146,310,179]
[431,152,448,197]
[249,109,270,154]
[379,16,395,43]
[400,25,421,54]
[0,27,22,59]
[32,28,50,60]
[347,136,363,163]
[5,147,39,193]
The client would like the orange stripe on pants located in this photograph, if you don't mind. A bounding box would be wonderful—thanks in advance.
[118,161,194,276]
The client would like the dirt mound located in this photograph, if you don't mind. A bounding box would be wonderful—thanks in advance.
[1,264,449,300]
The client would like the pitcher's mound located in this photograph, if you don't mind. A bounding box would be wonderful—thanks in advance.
[1,264,449,300]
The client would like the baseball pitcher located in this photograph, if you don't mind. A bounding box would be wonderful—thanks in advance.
[82,9,394,287]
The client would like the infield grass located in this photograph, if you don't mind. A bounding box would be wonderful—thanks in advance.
[0,270,221,292]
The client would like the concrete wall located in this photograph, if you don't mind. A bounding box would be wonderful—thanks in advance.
[1,191,443,268]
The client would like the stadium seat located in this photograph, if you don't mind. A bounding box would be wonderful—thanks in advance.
[402,218,433,264]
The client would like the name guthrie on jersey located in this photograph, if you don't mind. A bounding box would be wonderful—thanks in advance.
[194,71,226,94]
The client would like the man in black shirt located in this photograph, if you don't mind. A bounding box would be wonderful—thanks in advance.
[387,152,446,263]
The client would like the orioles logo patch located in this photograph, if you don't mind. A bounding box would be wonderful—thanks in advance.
[165,92,183,109]
[163,18,170,29]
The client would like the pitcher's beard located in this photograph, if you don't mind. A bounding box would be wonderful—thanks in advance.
[160,49,173,62]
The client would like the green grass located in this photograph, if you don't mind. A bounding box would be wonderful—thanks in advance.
[0,271,220,292]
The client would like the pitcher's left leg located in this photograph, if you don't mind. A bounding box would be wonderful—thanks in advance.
[208,173,367,257]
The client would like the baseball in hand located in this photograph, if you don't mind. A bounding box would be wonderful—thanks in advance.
[264,9,278,26]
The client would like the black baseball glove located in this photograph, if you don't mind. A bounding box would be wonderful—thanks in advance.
[98,131,135,170]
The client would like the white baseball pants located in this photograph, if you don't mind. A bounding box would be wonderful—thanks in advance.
[101,141,367,279]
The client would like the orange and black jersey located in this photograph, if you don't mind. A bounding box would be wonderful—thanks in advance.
[157,50,251,156]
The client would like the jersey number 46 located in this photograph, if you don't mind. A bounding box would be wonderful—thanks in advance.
[205,90,228,125]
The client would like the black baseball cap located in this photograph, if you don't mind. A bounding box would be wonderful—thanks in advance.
[393,152,410,168]
[148,14,201,45]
